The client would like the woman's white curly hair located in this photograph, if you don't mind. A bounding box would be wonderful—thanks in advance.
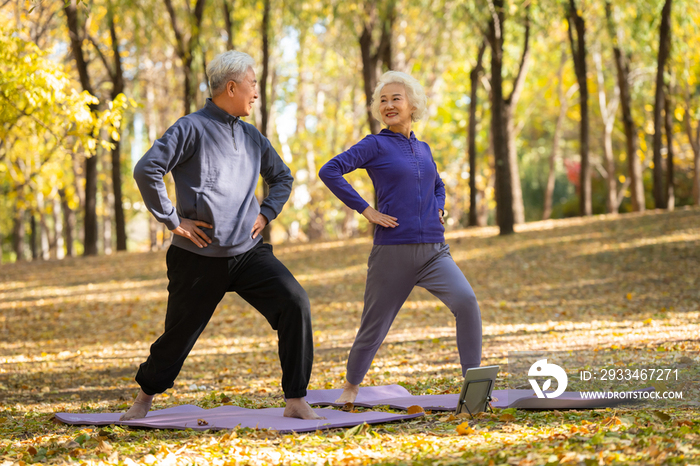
[370,70,428,123]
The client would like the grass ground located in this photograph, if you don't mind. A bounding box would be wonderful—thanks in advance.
[1,208,699,465]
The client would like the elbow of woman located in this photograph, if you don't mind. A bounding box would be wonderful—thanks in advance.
[318,163,333,184]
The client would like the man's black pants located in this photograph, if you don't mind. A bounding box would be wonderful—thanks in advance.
[135,241,313,399]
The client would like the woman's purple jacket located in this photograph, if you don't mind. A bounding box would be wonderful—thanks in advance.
[319,129,446,245]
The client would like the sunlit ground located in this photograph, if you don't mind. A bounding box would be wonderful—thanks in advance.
[1,208,699,464]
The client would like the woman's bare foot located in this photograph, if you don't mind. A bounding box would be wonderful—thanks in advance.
[119,389,155,421]
[283,398,325,420]
[335,381,360,404]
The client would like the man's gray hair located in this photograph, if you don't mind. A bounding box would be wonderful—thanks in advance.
[207,51,256,97]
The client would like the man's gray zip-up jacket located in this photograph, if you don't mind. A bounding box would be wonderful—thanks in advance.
[134,98,293,257]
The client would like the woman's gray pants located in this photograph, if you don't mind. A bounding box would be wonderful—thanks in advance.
[345,242,482,385]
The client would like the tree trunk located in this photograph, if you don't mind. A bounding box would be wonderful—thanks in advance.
[30,215,38,260]
[479,157,495,226]
[183,61,194,115]
[468,41,486,227]
[505,108,525,223]
[37,192,50,260]
[488,0,514,235]
[59,188,75,257]
[53,195,65,260]
[567,0,591,216]
[503,5,531,224]
[161,223,170,249]
[108,13,128,251]
[103,170,114,255]
[603,122,617,213]
[593,50,619,214]
[341,204,357,238]
[543,52,571,221]
[653,0,673,209]
[163,0,207,116]
[84,153,99,255]
[296,29,307,135]
[223,0,235,50]
[359,27,381,136]
[111,138,127,250]
[63,0,99,255]
[260,0,270,139]
[149,216,158,251]
[12,203,25,261]
[306,147,324,241]
[359,1,394,136]
[684,98,700,205]
[695,138,700,205]
[260,0,272,243]
[605,2,645,212]
[665,91,675,211]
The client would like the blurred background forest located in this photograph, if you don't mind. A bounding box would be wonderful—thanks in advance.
[1,0,699,262]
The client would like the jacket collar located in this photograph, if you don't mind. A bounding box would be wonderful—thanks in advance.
[203,98,240,125]
[379,128,416,141]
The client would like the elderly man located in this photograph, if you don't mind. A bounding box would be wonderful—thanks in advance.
[122,51,321,420]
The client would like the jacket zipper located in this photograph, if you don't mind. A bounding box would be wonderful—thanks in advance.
[410,138,422,242]
[231,119,238,150]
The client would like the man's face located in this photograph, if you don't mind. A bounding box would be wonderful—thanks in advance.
[229,68,258,117]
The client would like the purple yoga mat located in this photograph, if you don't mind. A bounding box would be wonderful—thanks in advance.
[54,405,423,433]
[305,385,460,411]
[305,385,655,411]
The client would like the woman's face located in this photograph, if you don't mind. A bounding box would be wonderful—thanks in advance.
[379,83,414,128]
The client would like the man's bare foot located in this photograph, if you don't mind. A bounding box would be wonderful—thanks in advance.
[334,381,360,404]
[283,398,325,420]
[119,389,155,421]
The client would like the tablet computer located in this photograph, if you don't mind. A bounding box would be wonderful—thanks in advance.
[455,365,499,416]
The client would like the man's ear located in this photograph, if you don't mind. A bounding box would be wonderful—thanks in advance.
[228,81,236,96]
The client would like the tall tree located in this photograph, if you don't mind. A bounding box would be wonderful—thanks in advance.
[59,188,75,257]
[543,51,577,220]
[259,0,272,242]
[223,0,235,50]
[486,0,514,235]
[163,0,207,115]
[605,1,645,212]
[358,0,395,135]
[566,0,591,217]
[683,93,700,205]
[664,86,675,210]
[12,203,25,261]
[504,5,531,224]
[593,49,620,214]
[90,5,128,251]
[652,0,673,208]
[468,40,487,227]
[63,0,99,255]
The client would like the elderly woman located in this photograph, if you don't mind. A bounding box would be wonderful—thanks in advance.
[319,71,483,403]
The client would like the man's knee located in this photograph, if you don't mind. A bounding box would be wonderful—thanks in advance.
[274,276,311,324]
[282,278,309,308]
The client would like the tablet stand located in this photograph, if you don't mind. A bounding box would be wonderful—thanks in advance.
[456,377,495,419]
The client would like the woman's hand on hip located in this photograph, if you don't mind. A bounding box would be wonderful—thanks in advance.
[362,206,398,228]
[438,209,445,225]
[171,218,213,248]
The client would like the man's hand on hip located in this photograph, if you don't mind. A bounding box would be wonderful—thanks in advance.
[171,218,213,248]
[251,213,268,239]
